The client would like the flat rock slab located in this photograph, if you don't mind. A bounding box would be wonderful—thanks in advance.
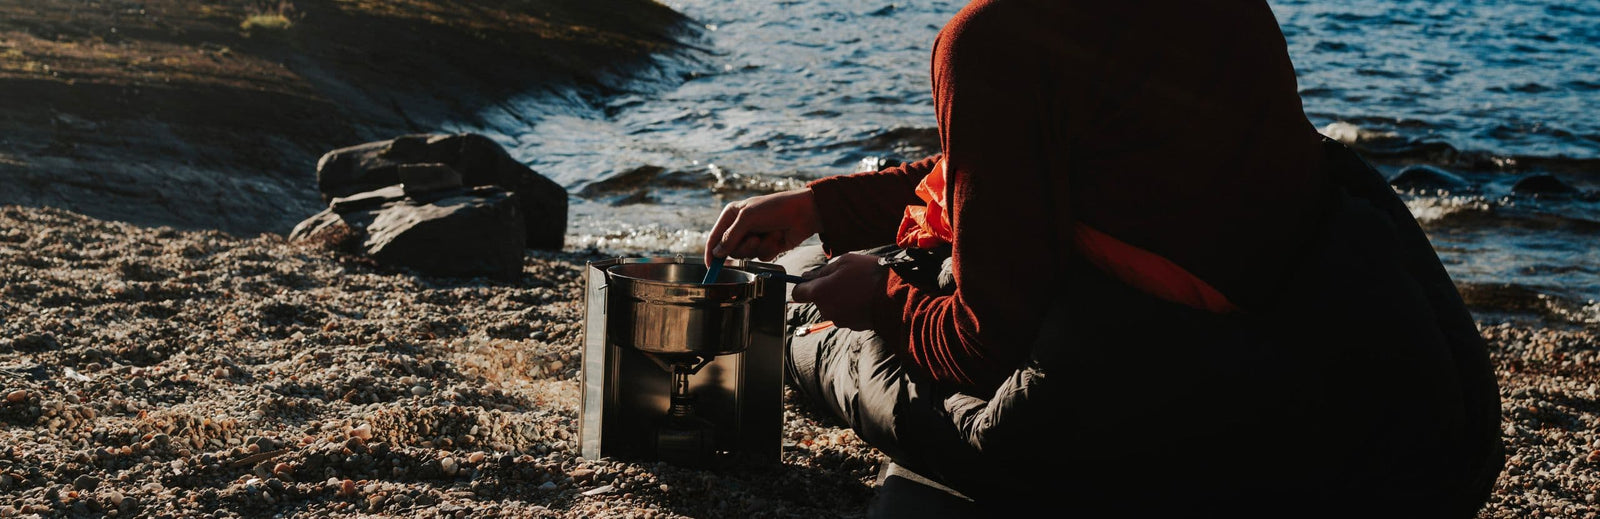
[291,186,525,280]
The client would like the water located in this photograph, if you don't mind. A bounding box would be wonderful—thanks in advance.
[1277,0,1600,159]
[458,0,1599,322]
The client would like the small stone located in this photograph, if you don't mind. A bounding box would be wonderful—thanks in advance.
[4,390,24,403]
[440,457,459,476]
[72,474,100,491]
[272,463,293,478]
[367,494,385,510]
[339,479,357,497]
[105,490,124,506]
[569,468,595,482]
[1587,450,1600,463]
[350,424,374,441]
[538,481,557,491]
[467,451,486,464]
[410,385,430,397]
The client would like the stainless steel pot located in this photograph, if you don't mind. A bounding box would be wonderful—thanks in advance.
[605,262,762,356]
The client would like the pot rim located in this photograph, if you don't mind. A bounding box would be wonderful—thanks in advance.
[606,262,759,286]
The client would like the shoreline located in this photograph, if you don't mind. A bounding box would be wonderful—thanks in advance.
[0,0,696,237]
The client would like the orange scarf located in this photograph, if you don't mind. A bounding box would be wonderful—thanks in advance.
[895,159,956,249]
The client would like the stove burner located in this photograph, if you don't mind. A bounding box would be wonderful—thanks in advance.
[646,354,720,466]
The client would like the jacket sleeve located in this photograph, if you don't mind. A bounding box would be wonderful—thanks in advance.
[874,2,1087,394]
[806,155,940,256]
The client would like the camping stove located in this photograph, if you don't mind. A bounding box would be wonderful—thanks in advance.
[579,256,786,467]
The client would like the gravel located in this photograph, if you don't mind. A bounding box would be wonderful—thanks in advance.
[0,206,880,518]
[0,205,1593,517]
[1478,322,1600,518]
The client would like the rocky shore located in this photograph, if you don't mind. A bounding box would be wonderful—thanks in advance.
[0,0,692,236]
[0,205,1594,518]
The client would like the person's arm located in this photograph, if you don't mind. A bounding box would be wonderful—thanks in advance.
[806,155,939,255]
[703,157,936,266]
[873,2,1093,393]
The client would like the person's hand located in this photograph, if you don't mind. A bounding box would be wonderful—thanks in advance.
[704,188,821,266]
[792,253,886,330]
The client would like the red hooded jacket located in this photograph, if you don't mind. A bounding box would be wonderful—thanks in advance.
[807,0,1327,393]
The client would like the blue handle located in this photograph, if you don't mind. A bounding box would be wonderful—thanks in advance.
[702,258,726,284]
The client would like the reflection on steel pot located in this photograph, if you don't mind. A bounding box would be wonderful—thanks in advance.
[605,262,762,356]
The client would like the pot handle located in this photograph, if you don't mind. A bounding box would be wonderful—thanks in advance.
[757,272,809,284]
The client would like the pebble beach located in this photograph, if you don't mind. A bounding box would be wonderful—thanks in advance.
[0,206,1596,517]
[0,207,881,518]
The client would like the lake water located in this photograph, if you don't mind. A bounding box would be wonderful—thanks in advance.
[460,0,1600,323]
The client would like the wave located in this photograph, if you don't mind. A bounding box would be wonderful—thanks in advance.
[1321,121,1600,176]
[574,163,809,207]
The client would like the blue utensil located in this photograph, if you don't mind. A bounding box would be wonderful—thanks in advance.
[702,257,726,284]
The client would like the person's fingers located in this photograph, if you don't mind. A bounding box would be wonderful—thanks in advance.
[714,209,756,260]
[791,277,815,303]
[704,202,742,266]
[792,259,846,302]
[724,234,764,260]
[801,257,842,280]
[792,268,833,302]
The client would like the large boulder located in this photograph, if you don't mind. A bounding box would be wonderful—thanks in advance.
[315,133,567,249]
[291,185,526,280]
